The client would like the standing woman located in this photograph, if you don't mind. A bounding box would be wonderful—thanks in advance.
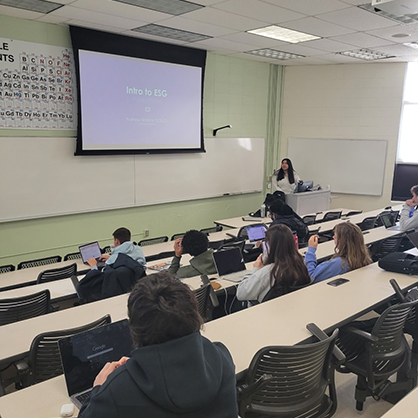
[272,158,300,194]
[305,222,372,283]
[237,224,311,305]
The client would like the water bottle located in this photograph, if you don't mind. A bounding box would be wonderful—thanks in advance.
[260,204,266,218]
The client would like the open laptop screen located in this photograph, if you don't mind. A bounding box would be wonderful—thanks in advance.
[59,319,132,397]
[78,242,102,263]
[407,230,418,250]
[247,225,266,242]
[212,247,246,276]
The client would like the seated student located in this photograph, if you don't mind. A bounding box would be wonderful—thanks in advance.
[305,222,371,284]
[400,184,418,231]
[269,199,309,243]
[237,224,311,305]
[77,227,146,302]
[168,230,217,279]
[78,272,238,418]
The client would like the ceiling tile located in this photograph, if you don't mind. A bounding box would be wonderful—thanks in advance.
[374,44,418,57]
[283,17,355,37]
[50,5,144,29]
[155,16,237,37]
[330,32,396,48]
[367,23,418,43]
[193,36,255,52]
[0,4,43,19]
[262,0,351,15]
[70,0,171,22]
[178,7,268,31]
[212,0,305,24]
[301,38,358,52]
[218,31,288,48]
[317,7,398,31]
[36,14,70,24]
[66,19,125,33]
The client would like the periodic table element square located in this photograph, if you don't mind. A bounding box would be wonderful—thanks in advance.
[4,91,14,109]
[15,116,25,128]
[0,109,6,127]
[24,117,33,128]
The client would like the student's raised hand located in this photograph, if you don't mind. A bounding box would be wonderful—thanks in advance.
[99,254,110,261]
[406,198,415,207]
[253,254,264,269]
[174,238,183,257]
[308,235,319,249]
[87,257,97,267]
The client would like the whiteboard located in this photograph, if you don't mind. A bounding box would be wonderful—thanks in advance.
[0,137,264,222]
[287,138,387,196]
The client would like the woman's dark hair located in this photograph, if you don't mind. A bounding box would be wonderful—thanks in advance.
[128,272,203,348]
[269,200,296,216]
[181,229,209,256]
[276,158,296,184]
[265,224,310,292]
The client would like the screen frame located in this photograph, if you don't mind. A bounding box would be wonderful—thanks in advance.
[70,26,206,156]
[391,163,418,201]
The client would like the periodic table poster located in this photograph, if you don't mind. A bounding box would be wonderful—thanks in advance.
[0,38,76,130]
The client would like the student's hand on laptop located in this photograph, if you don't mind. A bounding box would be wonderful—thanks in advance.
[253,254,264,269]
[308,235,319,249]
[174,238,183,257]
[93,357,130,387]
[87,257,97,267]
[99,254,110,261]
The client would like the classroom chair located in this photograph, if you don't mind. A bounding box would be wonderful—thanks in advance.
[139,236,168,246]
[63,251,82,261]
[36,263,77,284]
[17,255,62,270]
[336,298,418,411]
[345,210,363,217]
[171,232,186,240]
[320,211,342,222]
[357,216,378,231]
[0,290,51,326]
[0,264,15,274]
[302,214,317,225]
[13,315,111,389]
[236,325,340,418]
[193,282,218,323]
[368,235,404,262]
[102,246,112,254]
[199,225,223,235]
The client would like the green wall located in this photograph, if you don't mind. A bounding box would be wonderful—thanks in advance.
[0,15,281,266]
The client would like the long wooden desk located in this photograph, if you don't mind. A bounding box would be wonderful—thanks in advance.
[0,262,417,418]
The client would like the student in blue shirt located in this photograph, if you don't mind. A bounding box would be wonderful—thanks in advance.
[305,222,372,283]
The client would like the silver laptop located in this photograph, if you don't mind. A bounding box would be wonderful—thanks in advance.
[380,213,401,231]
[59,319,132,409]
[78,241,106,268]
[212,247,247,283]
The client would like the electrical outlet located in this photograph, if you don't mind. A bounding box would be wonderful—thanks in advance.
[144,229,150,237]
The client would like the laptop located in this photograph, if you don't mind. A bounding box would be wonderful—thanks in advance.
[247,225,266,242]
[379,213,401,231]
[407,230,418,249]
[78,241,106,268]
[212,247,247,283]
[59,319,133,409]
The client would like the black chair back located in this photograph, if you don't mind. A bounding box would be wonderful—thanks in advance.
[193,283,213,322]
[357,216,377,231]
[17,255,62,270]
[139,236,168,246]
[302,214,316,225]
[0,290,51,326]
[171,232,186,241]
[63,252,82,261]
[36,263,77,284]
[345,210,363,217]
[200,225,223,235]
[238,329,339,418]
[28,315,111,385]
[0,264,15,274]
[321,211,342,222]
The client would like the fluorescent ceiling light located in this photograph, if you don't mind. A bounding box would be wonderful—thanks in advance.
[132,24,211,42]
[247,25,320,44]
[359,4,418,24]
[337,48,395,60]
[245,48,304,60]
[112,0,203,16]
[0,0,63,13]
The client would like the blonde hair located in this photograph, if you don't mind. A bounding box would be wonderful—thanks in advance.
[332,223,372,270]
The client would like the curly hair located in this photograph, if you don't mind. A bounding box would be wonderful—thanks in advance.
[181,230,209,256]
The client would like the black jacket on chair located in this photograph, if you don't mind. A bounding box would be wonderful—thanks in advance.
[77,253,146,302]
[271,215,309,242]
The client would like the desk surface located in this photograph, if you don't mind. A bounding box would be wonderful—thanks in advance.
[1,262,417,418]
[381,386,418,417]
[0,260,87,292]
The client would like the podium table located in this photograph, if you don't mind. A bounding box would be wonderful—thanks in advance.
[285,189,331,216]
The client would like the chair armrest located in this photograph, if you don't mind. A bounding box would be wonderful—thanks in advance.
[342,326,378,342]
[390,278,406,302]
[15,360,30,374]
[306,323,346,365]
[237,374,273,400]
